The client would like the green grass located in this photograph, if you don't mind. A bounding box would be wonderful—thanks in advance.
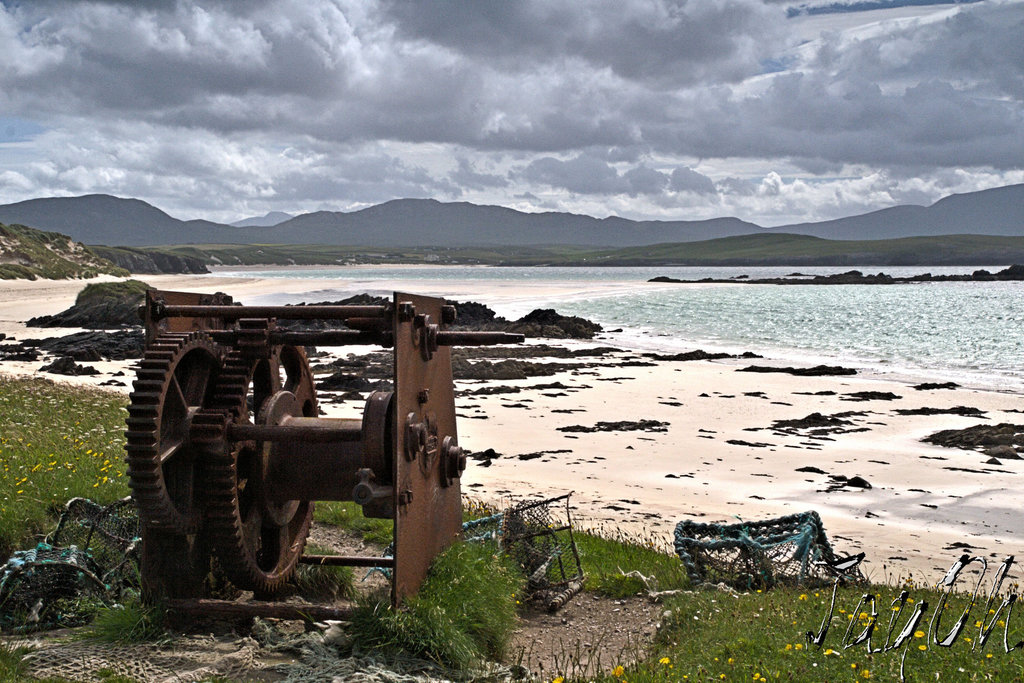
[349,539,524,669]
[587,580,1024,683]
[314,501,393,545]
[72,279,151,306]
[0,376,129,559]
[574,527,688,598]
[128,233,1024,268]
[294,543,356,601]
[85,596,167,645]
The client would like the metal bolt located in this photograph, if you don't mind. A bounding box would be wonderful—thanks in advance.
[417,389,430,404]
[398,490,414,506]
[397,302,416,322]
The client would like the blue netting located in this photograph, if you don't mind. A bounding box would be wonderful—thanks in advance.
[674,511,864,590]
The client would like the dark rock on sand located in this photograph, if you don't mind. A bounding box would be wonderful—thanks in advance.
[795,465,828,474]
[557,420,669,434]
[739,364,857,376]
[643,349,763,362]
[449,301,604,339]
[842,391,901,402]
[452,357,578,380]
[924,423,1024,451]
[895,406,986,417]
[826,474,872,491]
[0,344,39,361]
[506,309,603,339]
[913,381,960,391]
[469,448,501,466]
[772,412,855,430]
[650,265,1024,286]
[983,445,1021,460]
[22,330,145,360]
[316,372,393,393]
[455,345,617,360]
[40,356,99,376]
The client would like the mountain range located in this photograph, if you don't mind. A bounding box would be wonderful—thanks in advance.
[0,184,1021,248]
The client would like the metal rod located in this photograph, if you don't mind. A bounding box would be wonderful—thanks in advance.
[166,598,355,622]
[272,330,390,346]
[436,331,525,346]
[156,304,388,321]
[228,418,364,443]
[205,329,389,347]
[299,554,396,568]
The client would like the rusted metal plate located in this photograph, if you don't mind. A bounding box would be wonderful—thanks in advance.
[143,289,233,346]
[392,292,463,605]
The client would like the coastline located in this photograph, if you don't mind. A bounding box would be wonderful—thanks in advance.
[1,272,1022,585]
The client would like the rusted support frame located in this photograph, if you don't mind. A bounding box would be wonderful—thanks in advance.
[153,304,389,321]
[166,598,356,622]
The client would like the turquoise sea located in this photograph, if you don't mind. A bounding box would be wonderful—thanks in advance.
[214,265,1024,393]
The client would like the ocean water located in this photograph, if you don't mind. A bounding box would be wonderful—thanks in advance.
[213,265,1024,392]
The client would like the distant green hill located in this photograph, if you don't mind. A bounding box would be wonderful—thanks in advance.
[149,233,1024,268]
[579,233,1024,266]
[0,223,129,279]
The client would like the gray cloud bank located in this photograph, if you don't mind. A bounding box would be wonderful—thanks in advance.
[0,0,1021,226]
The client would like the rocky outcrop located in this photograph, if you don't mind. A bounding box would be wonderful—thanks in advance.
[89,246,209,274]
[40,356,100,376]
[22,330,146,360]
[738,364,857,376]
[650,264,1024,285]
[924,423,1024,451]
[28,280,150,328]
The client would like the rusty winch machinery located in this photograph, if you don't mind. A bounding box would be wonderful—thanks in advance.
[126,289,521,616]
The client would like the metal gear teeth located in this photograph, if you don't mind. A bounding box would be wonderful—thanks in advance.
[202,348,312,595]
[124,332,222,534]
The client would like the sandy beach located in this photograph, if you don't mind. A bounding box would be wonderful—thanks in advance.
[2,271,1022,586]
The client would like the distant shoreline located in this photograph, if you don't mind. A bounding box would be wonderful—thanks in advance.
[649,264,1024,285]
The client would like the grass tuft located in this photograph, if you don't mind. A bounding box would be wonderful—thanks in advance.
[350,540,524,669]
[574,527,688,598]
[293,543,356,601]
[85,595,167,645]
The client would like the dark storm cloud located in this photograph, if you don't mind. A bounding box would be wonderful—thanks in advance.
[381,0,783,87]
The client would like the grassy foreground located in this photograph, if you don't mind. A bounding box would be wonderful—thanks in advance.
[1,376,1019,682]
[0,376,129,559]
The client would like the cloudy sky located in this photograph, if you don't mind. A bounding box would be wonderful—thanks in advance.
[1,0,1022,226]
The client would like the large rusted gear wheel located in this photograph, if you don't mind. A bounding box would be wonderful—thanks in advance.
[126,332,223,533]
[204,345,317,594]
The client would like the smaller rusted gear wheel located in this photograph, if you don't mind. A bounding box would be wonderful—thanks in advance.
[126,332,223,533]
[204,345,317,594]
